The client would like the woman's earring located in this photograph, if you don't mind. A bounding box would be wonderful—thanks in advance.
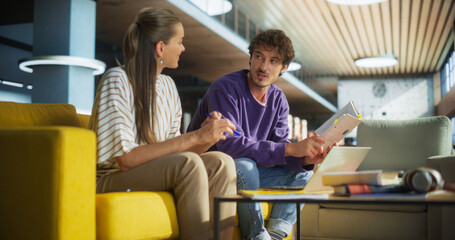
[160,59,164,64]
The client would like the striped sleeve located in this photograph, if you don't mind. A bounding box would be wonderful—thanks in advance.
[164,75,182,138]
[153,75,182,140]
[93,68,138,165]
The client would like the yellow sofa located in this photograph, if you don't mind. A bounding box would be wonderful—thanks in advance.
[0,101,292,240]
[0,102,178,239]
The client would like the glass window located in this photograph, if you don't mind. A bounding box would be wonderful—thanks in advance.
[237,10,247,39]
[440,50,455,145]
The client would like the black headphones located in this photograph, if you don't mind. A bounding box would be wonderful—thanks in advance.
[403,167,455,193]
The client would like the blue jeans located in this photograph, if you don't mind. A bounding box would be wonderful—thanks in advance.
[235,158,313,240]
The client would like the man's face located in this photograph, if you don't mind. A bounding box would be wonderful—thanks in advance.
[248,45,288,89]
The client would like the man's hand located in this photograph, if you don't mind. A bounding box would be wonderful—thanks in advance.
[285,135,325,159]
[301,142,337,166]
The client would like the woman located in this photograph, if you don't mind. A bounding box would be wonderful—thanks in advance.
[90,7,237,240]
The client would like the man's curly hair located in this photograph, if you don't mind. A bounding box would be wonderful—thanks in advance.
[248,29,295,67]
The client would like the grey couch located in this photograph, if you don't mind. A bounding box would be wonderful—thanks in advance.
[300,116,455,240]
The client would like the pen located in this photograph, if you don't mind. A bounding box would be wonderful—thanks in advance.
[205,112,241,136]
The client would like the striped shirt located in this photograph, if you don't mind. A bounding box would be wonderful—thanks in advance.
[89,67,182,177]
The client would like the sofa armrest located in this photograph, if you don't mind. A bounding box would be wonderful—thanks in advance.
[0,127,96,239]
[427,155,455,240]
[427,155,455,182]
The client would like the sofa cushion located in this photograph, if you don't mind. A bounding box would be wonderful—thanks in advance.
[96,192,179,240]
[356,116,453,171]
[0,101,81,127]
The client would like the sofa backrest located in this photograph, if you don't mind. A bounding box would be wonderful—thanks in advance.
[78,114,91,129]
[356,116,453,171]
[0,101,82,128]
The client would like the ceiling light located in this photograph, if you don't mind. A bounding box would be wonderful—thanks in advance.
[18,55,106,75]
[287,62,302,71]
[355,56,398,68]
[189,0,232,16]
[326,0,387,5]
[1,80,24,88]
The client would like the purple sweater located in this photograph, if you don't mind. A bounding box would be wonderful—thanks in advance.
[187,70,313,172]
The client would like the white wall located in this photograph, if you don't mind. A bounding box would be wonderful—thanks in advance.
[338,77,434,120]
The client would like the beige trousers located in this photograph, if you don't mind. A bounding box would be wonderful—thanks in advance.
[97,151,237,240]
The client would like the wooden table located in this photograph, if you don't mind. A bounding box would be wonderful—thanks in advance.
[214,192,455,240]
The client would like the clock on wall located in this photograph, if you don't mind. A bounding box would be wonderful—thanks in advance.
[372,81,387,98]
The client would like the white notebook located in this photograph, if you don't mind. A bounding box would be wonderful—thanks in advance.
[315,101,362,148]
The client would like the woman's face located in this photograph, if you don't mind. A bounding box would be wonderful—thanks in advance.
[163,22,185,69]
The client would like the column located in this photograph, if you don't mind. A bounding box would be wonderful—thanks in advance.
[32,0,97,114]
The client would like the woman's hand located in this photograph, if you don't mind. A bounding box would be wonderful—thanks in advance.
[201,110,222,127]
[196,111,237,145]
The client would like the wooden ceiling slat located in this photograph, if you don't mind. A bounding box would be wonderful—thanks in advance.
[339,5,372,75]
[279,0,343,74]
[351,6,373,57]
[338,6,365,58]
[436,25,455,71]
[405,0,422,73]
[302,0,354,75]
[368,5,385,74]
[327,2,367,75]
[361,5,379,57]
[391,0,400,74]
[431,1,455,72]
[269,0,330,72]
[399,0,411,74]
[411,0,433,73]
[370,4,385,75]
[423,0,454,72]
[315,0,359,76]
[245,0,324,72]
[302,0,347,75]
[417,0,442,73]
[380,1,394,74]
[355,5,378,75]
[371,4,386,56]
[277,0,330,73]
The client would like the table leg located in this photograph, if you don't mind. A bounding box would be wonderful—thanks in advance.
[296,202,301,240]
[215,197,220,240]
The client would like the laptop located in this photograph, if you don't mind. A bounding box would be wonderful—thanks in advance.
[261,146,371,194]
[303,146,371,194]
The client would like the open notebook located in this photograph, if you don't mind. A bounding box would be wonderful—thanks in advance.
[240,146,371,199]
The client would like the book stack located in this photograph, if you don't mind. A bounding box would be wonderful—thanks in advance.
[322,170,405,195]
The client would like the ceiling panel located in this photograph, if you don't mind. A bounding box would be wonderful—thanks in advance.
[236,0,455,77]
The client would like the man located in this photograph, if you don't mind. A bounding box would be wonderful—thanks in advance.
[187,29,330,240]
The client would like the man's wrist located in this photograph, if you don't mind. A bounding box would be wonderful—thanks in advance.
[284,142,295,157]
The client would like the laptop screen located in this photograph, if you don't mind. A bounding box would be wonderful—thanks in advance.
[303,146,371,193]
